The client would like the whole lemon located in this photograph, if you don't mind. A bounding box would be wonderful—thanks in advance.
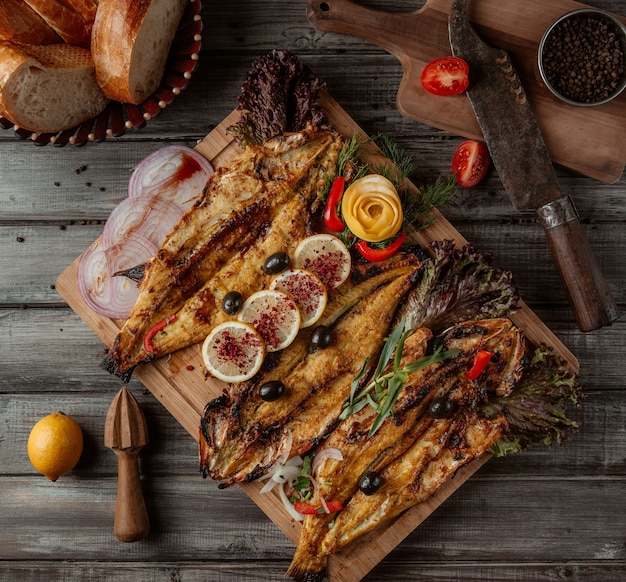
[27,412,83,481]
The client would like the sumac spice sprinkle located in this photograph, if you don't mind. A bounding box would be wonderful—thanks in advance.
[541,12,626,104]
[301,248,345,288]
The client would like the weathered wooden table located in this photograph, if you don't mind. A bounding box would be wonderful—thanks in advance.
[1,1,625,580]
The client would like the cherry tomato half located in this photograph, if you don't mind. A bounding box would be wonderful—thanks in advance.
[451,140,490,188]
[421,56,470,96]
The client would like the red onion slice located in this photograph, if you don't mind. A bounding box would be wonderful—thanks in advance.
[105,232,158,274]
[77,240,141,319]
[102,195,184,250]
[128,145,214,211]
[311,447,344,475]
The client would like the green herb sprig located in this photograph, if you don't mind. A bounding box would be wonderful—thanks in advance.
[339,320,460,437]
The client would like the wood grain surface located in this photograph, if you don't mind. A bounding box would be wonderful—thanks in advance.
[307,0,626,183]
[55,92,578,581]
[1,1,625,581]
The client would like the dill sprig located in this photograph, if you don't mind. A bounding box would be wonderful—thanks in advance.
[339,320,459,437]
[371,133,416,186]
[329,133,457,247]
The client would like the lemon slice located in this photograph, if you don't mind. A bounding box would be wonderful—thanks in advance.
[238,290,301,351]
[270,269,328,328]
[202,321,265,382]
[293,234,351,289]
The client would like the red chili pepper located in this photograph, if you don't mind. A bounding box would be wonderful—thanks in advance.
[355,232,407,262]
[323,176,345,232]
[465,349,493,380]
[294,500,343,515]
[143,315,177,353]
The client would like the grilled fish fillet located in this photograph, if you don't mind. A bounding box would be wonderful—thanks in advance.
[102,128,344,381]
[287,317,525,581]
[199,264,424,487]
[323,411,506,556]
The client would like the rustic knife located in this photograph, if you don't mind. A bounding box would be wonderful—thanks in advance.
[448,0,618,332]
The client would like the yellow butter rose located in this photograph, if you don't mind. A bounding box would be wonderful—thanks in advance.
[341,174,403,242]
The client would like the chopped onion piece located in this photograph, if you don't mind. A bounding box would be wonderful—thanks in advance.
[128,145,214,211]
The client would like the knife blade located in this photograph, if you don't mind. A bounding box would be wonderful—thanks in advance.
[448,0,618,332]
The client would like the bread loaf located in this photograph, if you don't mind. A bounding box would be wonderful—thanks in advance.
[0,0,61,45]
[92,0,188,104]
[23,0,97,48]
[0,42,109,133]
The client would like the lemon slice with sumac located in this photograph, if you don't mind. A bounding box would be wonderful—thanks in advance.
[202,321,265,382]
[238,290,301,352]
[293,234,351,290]
[270,268,328,328]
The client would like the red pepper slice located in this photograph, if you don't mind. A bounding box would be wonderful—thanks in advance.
[143,315,177,354]
[355,232,406,262]
[323,176,346,232]
[465,349,493,380]
[294,500,343,515]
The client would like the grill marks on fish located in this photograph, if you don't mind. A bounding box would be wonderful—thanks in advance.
[324,412,506,555]
[286,317,525,581]
[102,128,343,380]
[199,265,423,487]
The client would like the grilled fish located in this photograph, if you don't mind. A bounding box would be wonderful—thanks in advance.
[199,262,424,487]
[287,317,525,581]
[102,128,344,381]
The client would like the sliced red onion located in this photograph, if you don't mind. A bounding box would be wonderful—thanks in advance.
[278,482,305,522]
[311,447,344,475]
[102,195,184,250]
[128,145,214,211]
[274,430,294,469]
[105,233,158,273]
[77,240,141,319]
[79,146,212,320]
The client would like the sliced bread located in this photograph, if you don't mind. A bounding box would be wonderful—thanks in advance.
[0,42,109,133]
[92,0,188,104]
[23,0,97,48]
[0,0,62,45]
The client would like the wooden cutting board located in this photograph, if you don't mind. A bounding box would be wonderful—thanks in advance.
[55,92,578,582]
[307,0,626,184]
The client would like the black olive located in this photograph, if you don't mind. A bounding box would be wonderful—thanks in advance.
[264,251,291,275]
[310,325,332,351]
[259,380,286,402]
[222,291,243,315]
[429,396,455,419]
[358,471,382,495]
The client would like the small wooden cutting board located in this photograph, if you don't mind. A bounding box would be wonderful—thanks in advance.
[307,0,626,183]
[56,92,578,582]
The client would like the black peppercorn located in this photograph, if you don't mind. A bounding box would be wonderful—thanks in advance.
[541,12,626,104]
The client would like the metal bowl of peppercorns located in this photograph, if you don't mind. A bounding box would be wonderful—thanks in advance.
[538,9,626,106]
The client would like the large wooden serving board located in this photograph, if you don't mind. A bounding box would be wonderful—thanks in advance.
[307,0,626,184]
[56,92,578,582]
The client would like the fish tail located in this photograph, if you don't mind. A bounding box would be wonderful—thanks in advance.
[285,560,327,582]
[100,351,134,384]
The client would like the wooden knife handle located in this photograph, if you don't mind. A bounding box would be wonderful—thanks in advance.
[114,449,150,543]
[537,196,619,332]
